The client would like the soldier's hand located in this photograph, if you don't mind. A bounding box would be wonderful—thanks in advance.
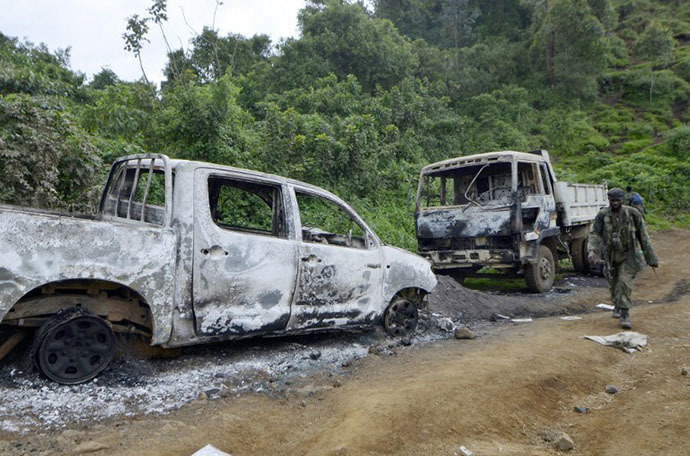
[587,251,597,264]
[649,262,659,268]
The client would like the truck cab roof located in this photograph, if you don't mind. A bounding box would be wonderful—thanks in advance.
[421,150,551,175]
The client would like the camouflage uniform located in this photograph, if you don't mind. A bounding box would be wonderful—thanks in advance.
[588,205,657,311]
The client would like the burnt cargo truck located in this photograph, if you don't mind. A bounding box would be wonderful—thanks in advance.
[0,154,436,384]
[414,150,607,292]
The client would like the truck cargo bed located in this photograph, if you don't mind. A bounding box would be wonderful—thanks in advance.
[554,181,608,226]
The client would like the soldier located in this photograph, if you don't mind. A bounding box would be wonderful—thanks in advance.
[587,188,658,329]
[624,185,647,218]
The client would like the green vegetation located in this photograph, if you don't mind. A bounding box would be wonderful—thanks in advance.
[1,0,688,250]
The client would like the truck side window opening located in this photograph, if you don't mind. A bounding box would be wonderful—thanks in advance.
[296,192,367,249]
[517,162,539,201]
[539,164,552,195]
[208,177,284,238]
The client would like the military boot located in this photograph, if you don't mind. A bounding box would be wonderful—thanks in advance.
[612,307,621,318]
[620,308,631,330]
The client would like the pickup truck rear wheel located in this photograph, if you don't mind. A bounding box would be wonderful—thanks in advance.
[525,245,555,293]
[383,297,419,338]
[32,308,115,385]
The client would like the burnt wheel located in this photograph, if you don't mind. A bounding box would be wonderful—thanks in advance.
[383,297,419,338]
[32,308,115,385]
[571,238,590,273]
[525,245,555,293]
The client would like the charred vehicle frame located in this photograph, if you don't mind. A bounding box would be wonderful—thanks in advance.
[0,154,436,384]
[415,150,607,292]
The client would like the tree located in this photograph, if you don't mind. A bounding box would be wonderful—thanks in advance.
[635,22,674,102]
[89,68,121,90]
[530,0,607,100]
[122,14,152,87]
[271,0,418,93]
[374,0,481,48]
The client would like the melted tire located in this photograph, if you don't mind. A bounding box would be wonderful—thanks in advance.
[31,308,115,385]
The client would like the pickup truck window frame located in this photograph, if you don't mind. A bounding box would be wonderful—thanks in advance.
[99,154,174,227]
[207,175,287,239]
[292,186,380,250]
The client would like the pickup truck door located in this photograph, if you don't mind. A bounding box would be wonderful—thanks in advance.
[192,169,298,336]
[288,188,384,330]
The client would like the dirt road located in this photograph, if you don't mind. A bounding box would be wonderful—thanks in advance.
[2,230,689,455]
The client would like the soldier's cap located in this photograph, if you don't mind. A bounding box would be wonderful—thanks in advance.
[607,187,625,199]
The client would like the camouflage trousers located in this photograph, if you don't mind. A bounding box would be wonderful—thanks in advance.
[608,260,637,310]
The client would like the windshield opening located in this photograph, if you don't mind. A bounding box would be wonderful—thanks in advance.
[420,162,513,209]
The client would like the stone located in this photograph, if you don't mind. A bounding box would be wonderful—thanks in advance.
[573,406,588,414]
[681,366,688,376]
[540,429,574,451]
[73,441,110,454]
[539,428,559,442]
[454,327,476,340]
[553,433,575,451]
[605,384,619,394]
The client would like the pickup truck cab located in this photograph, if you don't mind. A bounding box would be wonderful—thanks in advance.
[415,150,606,292]
[0,154,436,384]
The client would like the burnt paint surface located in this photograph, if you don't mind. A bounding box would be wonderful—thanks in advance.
[417,206,512,240]
[288,242,384,330]
[192,168,298,337]
[0,206,177,345]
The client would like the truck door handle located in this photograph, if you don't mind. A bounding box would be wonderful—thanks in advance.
[366,263,381,269]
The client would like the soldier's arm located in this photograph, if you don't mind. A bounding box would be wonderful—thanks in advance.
[634,211,658,266]
[588,212,604,258]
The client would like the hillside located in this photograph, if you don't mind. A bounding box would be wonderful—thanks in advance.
[1,0,689,249]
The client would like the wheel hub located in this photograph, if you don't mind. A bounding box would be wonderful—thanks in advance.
[34,309,115,385]
[384,298,419,338]
[538,257,552,281]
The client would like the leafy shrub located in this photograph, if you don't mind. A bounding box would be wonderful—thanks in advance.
[664,125,690,157]
[0,94,102,210]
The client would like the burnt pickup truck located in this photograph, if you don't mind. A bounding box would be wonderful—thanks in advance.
[415,150,607,292]
[0,154,436,384]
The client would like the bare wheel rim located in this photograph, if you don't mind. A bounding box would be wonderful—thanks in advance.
[538,257,553,281]
[37,315,115,385]
[384,299,419,337]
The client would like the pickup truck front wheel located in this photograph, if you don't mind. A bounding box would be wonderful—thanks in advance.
[383,296,419,338]
[32,308,115,385]
[525,245,555,293]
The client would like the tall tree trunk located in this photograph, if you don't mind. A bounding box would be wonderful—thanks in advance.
[546,32,556,86]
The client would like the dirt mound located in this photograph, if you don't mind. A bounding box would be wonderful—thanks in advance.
[428,275,600,323]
